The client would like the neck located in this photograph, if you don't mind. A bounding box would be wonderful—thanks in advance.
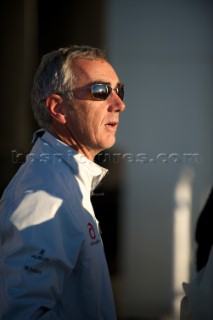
[47,126,98,161]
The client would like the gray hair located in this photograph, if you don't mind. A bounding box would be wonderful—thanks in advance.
[31,45,107,128]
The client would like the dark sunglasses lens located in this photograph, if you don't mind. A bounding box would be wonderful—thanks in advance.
[117,86,124,100]
[91,84,110,100]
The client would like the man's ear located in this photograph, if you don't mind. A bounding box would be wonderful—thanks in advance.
[45,94,67,124]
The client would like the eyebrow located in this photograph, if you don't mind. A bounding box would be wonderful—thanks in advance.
[89,80,123,87]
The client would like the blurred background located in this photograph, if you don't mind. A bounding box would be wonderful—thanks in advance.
[0,0,213,319]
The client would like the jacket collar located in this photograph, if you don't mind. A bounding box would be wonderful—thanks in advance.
[32,129,108,192]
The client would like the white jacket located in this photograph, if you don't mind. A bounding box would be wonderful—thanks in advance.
[180,246,213,320]
[0,130,116,320]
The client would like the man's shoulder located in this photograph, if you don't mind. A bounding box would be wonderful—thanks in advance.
[1,150,77,205]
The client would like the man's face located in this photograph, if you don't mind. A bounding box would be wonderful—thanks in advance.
[64,58,126,160]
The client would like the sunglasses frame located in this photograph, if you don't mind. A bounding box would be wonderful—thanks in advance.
[88,83,124,101]
[54,82,124,102]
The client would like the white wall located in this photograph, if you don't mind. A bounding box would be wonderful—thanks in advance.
[106,0,213,318]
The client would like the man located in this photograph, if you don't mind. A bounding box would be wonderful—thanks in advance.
[0,45,125,319]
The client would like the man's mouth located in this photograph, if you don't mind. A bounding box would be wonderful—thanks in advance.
[105,121,118,131]
[105,121,118,128]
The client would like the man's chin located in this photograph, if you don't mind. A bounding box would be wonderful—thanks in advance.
[102,138,116,150]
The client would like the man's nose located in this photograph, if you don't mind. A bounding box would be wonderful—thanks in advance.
[108,91,126,112]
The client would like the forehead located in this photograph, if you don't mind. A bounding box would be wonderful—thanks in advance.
[72,58,120,86]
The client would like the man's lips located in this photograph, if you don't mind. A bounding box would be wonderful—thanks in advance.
[104,121,119,130]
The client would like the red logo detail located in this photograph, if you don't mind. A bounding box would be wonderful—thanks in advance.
[88,223,96,240]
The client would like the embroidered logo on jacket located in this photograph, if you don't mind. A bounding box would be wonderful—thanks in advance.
[87,222,96,239]
[87,222,101,246]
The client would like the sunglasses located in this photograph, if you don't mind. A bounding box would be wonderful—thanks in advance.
[82,83,125,101]
[57,83,124,102]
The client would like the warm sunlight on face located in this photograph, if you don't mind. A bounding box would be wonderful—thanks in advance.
[64,59,126,159]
